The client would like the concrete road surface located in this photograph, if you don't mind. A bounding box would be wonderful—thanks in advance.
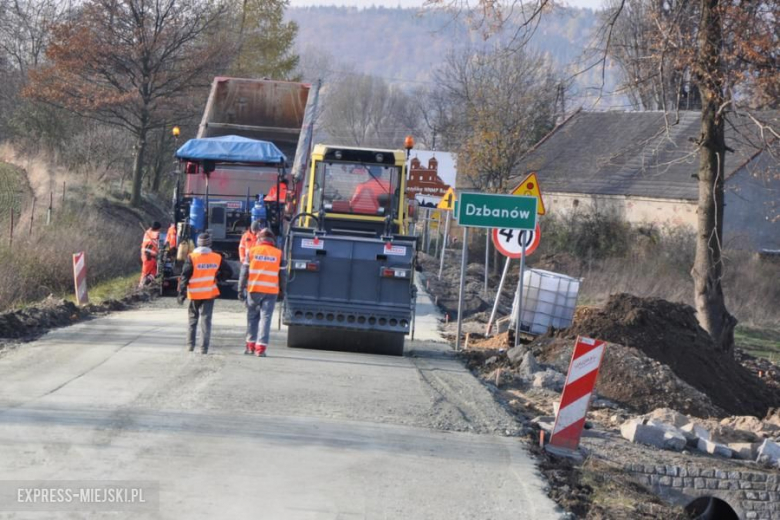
[0,287,561,519]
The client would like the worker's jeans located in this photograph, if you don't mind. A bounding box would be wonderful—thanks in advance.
[246,292,277,346]
[188,298,215,352]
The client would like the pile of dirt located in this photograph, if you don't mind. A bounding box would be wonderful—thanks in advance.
[531,336,723,417]
[0,298,83,339]
[467,332,511,350]
[421,249,779,417]
[0,291,152,344]
[554,293,780,418]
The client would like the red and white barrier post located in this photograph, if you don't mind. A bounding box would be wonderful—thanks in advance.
[548,336,606,454]
[72,251,89,306]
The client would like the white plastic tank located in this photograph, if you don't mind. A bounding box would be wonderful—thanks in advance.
[511,269,581,335]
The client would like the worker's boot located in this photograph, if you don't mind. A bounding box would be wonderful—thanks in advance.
[255,344,267,357]
[244,342,255,355]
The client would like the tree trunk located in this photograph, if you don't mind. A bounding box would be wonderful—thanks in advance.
[130,128,148,208]
[691,0,737,353]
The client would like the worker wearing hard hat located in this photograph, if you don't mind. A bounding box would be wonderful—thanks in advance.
[238,220,262,263]
[139,221,162,287]
[238,228,283,357]
[177,231,228,354]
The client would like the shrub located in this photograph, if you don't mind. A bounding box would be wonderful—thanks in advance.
[0,200,145,310]
[539,210,634,260]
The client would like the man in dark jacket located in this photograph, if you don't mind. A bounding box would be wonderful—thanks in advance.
[178,231,229,354]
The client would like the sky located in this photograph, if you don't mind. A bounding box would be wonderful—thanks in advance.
[289,0,604,10]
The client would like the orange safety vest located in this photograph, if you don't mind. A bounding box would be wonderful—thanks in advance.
[239,230,257,263]
[166,224,177,249]
[141,229,160,260]
[264,183,288,202]
[187,251,222,300]
[351,178,390,214]
[246,243,282,295]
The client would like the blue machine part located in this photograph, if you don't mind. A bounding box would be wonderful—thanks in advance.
[175,135,286,164]
[252,199,267,224]
[189,198,205,232]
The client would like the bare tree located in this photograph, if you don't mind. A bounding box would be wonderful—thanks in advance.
[0,0,70,77]
[0,0,72,137]
[408,85,456,150]
[66,121,134,182]
[602,0,700,111]
[296,45,337,84]
[25,0,233,207]
[436,47,559,192]
[322,73,419,149]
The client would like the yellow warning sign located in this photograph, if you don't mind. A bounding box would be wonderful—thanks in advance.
[511,172,545,215]
[437,187,457,211]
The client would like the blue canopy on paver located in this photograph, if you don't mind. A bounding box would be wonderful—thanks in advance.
[175,135,286,164]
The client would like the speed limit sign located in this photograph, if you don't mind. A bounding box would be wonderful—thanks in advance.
[492,223,540,258]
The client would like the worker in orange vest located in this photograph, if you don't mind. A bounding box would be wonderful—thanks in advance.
[263,180,288,204]
[238,220,261,263]
[238,228,283,357]
[166,223,177,250]
[177,231,227,354]
[350,167,392,215]
[265,179,289,238]
[139,221,162,287]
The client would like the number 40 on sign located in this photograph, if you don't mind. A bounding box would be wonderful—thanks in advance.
[492,224,540,258]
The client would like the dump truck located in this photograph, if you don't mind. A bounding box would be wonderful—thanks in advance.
[164,77,318,293]
[282,144,418,356]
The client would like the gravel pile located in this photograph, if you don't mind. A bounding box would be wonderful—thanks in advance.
[0,291,153,343]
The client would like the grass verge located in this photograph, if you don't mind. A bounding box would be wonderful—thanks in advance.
[735,325,780,363]
[64,273,139,305]
[0,162,29,221]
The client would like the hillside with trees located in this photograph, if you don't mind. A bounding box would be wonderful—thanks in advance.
[288,5,623,108]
